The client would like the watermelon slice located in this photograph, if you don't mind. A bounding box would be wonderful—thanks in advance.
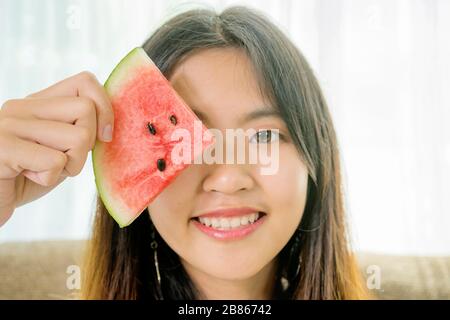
[92,47,214,228]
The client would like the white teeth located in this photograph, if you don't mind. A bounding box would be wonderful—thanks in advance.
[211,218,220,228]
[197,212,262,229]
[203,217,211,227]
[230,217,241,228]
[220,218,230,229]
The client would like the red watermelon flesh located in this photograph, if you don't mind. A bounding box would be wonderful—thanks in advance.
[92,47,214,227]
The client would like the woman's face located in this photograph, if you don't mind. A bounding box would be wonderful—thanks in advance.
[148,47,308,284]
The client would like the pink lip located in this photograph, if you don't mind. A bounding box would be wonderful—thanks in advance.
[191,213,267,241]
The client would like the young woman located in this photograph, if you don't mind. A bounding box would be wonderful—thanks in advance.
[0,6,369,299]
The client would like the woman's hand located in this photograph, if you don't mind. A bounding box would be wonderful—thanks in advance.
[0,71,114,227]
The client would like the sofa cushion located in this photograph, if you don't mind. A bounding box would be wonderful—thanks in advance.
[0,240,448,299]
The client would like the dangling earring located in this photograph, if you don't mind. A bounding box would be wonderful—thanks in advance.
[280,229,303,291]
[280,273,290,292]
[151,225,164,300]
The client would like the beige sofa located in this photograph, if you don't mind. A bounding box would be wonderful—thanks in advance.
[0,240,449,300]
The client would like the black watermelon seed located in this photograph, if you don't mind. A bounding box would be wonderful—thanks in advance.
[169,115,177,125]
[147,122,156,135]
[157,158,166,171]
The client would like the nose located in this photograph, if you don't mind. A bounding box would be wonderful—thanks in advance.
[202,163,254,194]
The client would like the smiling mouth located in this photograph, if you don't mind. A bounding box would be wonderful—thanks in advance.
[190,212,266,230]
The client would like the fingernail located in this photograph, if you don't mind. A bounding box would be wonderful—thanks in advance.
[102,124,113,142]
[26,171,43,184]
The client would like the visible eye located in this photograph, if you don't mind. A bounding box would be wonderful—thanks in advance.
[249,129,281,144]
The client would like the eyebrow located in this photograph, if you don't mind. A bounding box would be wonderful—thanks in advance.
[192,106,282,126]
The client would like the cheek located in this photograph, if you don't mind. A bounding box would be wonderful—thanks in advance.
[147,167,199,247]
[256,146,309,239]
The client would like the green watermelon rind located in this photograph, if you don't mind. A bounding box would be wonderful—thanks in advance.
[103,47,154,98]
[92,47,154,228]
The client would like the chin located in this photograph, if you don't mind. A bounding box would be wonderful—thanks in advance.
[199,261,266,281]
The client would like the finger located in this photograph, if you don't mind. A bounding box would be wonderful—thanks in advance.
[0,117,93,177]
[1,97,96,135]
[27,71,114,142]
[0,135,67,186]
[22,168,67,186]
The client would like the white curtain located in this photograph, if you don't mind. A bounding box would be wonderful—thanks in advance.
[0,0,449,256]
